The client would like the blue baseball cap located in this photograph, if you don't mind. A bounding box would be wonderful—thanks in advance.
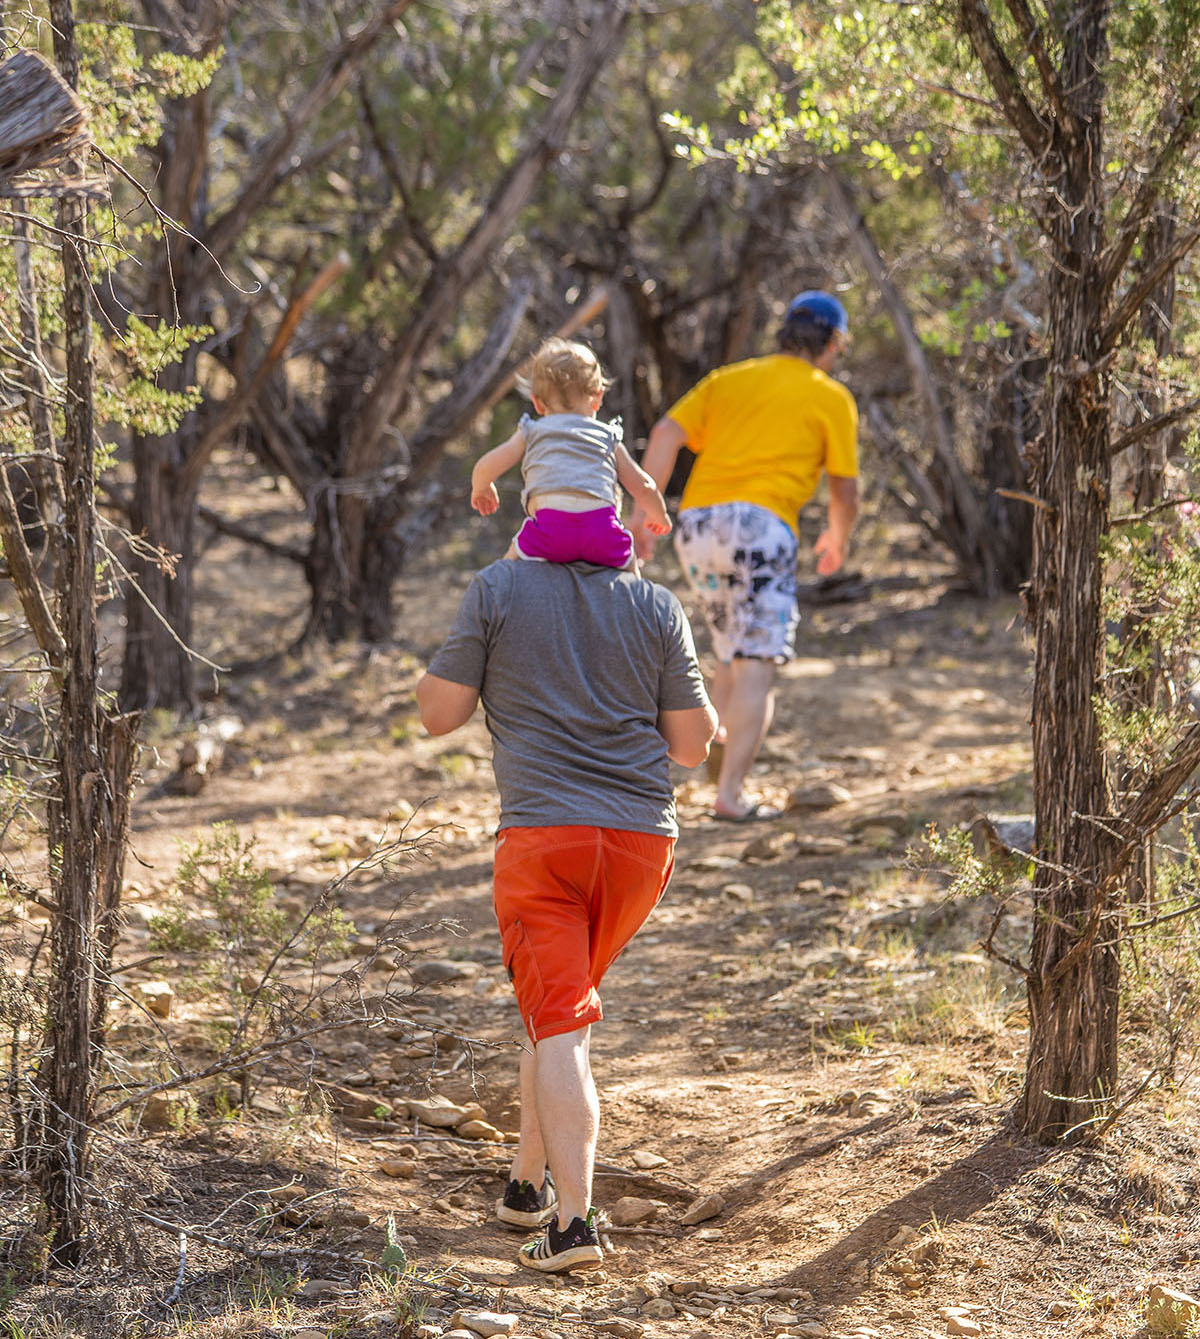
[786,290,849,334]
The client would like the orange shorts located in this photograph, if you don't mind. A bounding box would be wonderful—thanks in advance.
[492,825,676,1042]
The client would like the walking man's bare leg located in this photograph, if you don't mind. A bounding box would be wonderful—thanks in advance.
[507,1043,548,1186]
[713,656,776,817]
[531,1027,598,1228]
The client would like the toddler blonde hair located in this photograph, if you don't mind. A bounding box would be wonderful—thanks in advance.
[518,337,610,413]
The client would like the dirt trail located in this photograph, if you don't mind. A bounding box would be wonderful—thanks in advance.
[97,494,1199,1339]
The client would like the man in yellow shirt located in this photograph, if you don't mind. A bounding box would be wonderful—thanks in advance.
[633,292,860,821]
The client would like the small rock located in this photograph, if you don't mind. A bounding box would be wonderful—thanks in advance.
[786,782,851,811]
[680,1192,725,1226]
[945,1321,982,1338]
[266,1183,305,1203]
[722,882,755,901]
[669,1280,705,1296]
[411,958,478,985]
[137,980,174,1019]
[593,1322,645,1338]
[322,1082,392,1120]
[740,833,788,862]
[141,1091,194,1131]
[1148,1285,1200,1335]
[640,1298,675,1319]
[379,1157,416,1178]
[405,1095,485,1128]
[631,1149,668,1169]
[886,1224,917,1251]
[694,1227,724,1241]
[294,1331,327,1339]
[610,1196,658,1227]
[790,1325,829,1339]
[415,1325,442,1338]
[456,1118,505,1142]
[449,1311,518,1338]
[299,1278,350,1299]
[849,1098,890,1118]
[763,1309,801,1327]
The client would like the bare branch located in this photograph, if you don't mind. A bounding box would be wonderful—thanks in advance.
[1101,224,1200,354]
[1110,395,1200,459]
[1001,0,1073,135]
[1101,92,1200,292]
[202,0,414,268]
[181,250,350,495]
[958,0,1052,158]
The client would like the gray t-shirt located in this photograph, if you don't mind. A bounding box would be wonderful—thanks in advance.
[519,412,622,511]
[426,561,708,835]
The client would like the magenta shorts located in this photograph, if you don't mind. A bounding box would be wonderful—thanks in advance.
[514,505,633,569]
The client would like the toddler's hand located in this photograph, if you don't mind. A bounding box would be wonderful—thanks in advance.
[471,483,499,516]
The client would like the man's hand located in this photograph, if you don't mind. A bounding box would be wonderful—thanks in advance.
[813,529,846,575]
[471,483,500,516]
[815,474,859,576]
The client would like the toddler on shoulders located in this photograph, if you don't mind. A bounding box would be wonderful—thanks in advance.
[470,337,670,569]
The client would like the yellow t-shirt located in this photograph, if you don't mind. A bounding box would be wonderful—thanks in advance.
[667,354,858,533]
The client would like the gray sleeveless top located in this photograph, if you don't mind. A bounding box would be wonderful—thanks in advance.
[519,412,623,511]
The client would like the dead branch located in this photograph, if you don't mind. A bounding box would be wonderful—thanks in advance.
[958,0,1051,160]
[202,1,414,268]
[1110,395,1200,459]
[181,250,350,495]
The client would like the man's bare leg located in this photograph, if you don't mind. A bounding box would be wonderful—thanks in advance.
[713,656,776,817]
[531,1027,598,1227]
[507,1041,549,1188]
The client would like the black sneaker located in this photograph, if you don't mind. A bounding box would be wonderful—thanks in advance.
[518,1207,603,1273]
[495,1172,557,1229]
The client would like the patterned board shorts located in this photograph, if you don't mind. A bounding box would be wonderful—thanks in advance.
[674,502,799,662]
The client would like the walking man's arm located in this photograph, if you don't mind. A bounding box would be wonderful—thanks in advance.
[813,473,860,575]
[416,673,480,735]
[658,702,719,769]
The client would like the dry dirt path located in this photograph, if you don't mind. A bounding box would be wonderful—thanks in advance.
[104,524,1199,1339]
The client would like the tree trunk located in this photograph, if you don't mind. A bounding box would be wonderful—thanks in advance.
[120,415,202,713]
[40,0,100,1263]
[118,71,209,713]
[1014,3,1117,1143]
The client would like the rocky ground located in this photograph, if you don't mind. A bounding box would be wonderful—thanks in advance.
[2,460,1199,1338]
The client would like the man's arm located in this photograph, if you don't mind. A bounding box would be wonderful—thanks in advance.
[657,702,719,769]
[812,473,860,575]
[630,416,688,558]
[416,673,480,735]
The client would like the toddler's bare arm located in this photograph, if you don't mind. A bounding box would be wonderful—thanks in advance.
[471,427,526,515]
[615,444,672,535]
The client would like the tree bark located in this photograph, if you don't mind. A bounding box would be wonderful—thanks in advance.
[38,0,102,1263]
[999,1,1117,1142]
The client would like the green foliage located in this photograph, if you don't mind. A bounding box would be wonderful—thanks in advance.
[1121,820,1200,1083]
[150,822,351,1001]
[379,1213,408,1273]
[77,23,221,157]
[922,822,1015,903]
